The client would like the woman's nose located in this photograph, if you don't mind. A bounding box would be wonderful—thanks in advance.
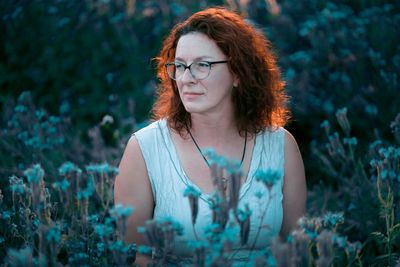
[180,67,196,83]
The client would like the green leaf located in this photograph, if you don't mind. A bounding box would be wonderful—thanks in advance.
[367,231,387,246]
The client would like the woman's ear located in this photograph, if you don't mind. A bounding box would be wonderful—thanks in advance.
[233,75,239,87]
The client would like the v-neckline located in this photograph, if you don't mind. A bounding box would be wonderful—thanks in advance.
[159,119,263,202]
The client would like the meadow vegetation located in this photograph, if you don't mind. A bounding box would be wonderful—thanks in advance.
[1,0,399,266]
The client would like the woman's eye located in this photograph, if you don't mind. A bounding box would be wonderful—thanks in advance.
[175,63,185,71]
[197,62,210,68]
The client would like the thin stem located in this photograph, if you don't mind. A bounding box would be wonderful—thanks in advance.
[247,193,273,259]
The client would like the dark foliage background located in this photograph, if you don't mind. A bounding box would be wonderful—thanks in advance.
[0,0,399,266]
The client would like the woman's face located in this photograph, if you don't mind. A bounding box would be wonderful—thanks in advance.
[174,32,238,116]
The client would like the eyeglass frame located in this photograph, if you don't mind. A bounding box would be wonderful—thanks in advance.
[165,60,228,80]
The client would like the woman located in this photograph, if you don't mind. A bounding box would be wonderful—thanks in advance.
[114,7,306,266]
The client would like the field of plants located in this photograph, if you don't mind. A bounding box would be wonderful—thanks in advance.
[1,0,399,266]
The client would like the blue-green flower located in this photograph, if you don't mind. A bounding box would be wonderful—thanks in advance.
[24,164,44,184]
[96,242,105,253]
[184,185,201,225]
[14,104,27,113]
[254,169,281,190]
[58,162,82,176]
[343,137,358,146]
[52,179,70,192]
[323,212,344,228]
[137,245,152,255]
[86,163,119,176]
[94,224,113,237]
[46,226,61,244]
[183,185,201,198]
[76,180,95,199]
[110,203,134,218]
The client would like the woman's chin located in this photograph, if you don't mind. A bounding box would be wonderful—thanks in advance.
[183,104,204,113]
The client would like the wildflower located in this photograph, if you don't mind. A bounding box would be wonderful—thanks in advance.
[137,245,152,255]
[59,102,70,114]
[343,137,358,146]
[346,241,362,255]
[236,204,252,245]
[220,223,239,243]
[365,104,378,115]
[390,113,400,141]
[5,247,34,266]
[290,230,311,266]
[203,148,227,168]
[35,110,46,120]
[46,226,61,244]
[335,107,351,136]
[30,216,40,231]
[265,249,277,267]
[48,116,61,124]
[255,169,281,191]
[23,164,44,184]
[139,217,183,251]
[16,131,29,142]
[316,231,334,267]
[228,172,241,210]
[76,177,95,200]
[17,91,31,102]
[331,233,347,248]
[271,238,291,267]
[9,176,28,194]
[183,185,201,225]
[109,240,125,252]
[208,193,229,229]
[110,203,134,218]
[58,162,82,176]
[100,114,114,125]
[94,224,114,238]
[188,240,208,267]
[96,242,106,253]
[323,212,344,228]
[347,203,356,211]
[204,222,223,241]
[298,216,322,240]
[87,214,99,223]
[52,179,70,192]
[86,163,119,176]
[68,252,89,265]
[14,104,27,113]
[254,191,264,199]
[320,120,331,134]
[1,211,13,220]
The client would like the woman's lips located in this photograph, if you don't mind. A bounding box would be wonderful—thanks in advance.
[183,92,203,100]
[184,92,203,95]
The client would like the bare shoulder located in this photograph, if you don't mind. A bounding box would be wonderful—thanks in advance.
[282,128,299,153]
[114,135,154,212]
[280,128,307,237]
[282,128,305,183]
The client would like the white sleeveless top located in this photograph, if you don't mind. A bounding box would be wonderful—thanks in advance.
[134,119,285,265]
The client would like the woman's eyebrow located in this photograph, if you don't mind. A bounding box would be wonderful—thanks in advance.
[175,56,214,62]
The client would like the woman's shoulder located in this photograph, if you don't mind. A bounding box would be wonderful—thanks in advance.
[259,125,286,142]
[134,118,166,135]
[262,126,299,149]
[132,118,170,154]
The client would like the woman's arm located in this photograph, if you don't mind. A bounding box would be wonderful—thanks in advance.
[280,130,307,239]
[114,136,154,266]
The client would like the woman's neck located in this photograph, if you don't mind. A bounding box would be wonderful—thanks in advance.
[188,112,240,148]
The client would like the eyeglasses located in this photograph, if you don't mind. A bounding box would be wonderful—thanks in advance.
[165,60,228,80]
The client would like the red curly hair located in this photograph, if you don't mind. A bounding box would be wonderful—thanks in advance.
[152,7,289,136]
